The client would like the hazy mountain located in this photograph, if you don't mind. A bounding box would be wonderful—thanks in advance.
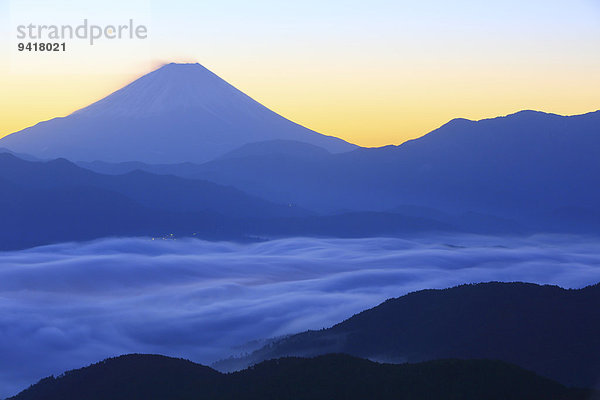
[0,153,306,249]
[193,110,600,223]
[216,139,332,160]
[215,282,600,389]
[0,153,460,250]
[3,109,599,240]
[9,354,594,400]
[0,147,41,162]
[0,63,356,163]
[0,153,304,218]
[75,110,600,232]
[76,139,333,178]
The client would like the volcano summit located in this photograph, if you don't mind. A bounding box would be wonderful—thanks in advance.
[0,63,356,163]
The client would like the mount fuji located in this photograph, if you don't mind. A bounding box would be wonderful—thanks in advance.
[0,63,357,163]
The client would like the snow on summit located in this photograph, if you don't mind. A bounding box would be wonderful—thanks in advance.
[0,63,356,164]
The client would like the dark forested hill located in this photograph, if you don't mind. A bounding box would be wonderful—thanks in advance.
[9,354,596,400]
[215,282,600,389]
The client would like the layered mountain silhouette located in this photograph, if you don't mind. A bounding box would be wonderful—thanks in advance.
[174,110,600,228]
[10,354,596,400]
[0,63,356,163]
[0,61,598,236]
[0,152,459,250]
[3,110,599,249]
[76,110,600,232]
[2,63,599,400]
[214,282,600,389]
[0,152,305,249]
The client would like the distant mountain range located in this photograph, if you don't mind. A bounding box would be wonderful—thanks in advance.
[0,152,300,249]
[167,110,600,227]
[1,108,599,249]
[0,63,356,164]
[0,153,458,250]
[214,282,600,389]
[9,354,596,400]
[0,62,598,240]
[78,110,600,233]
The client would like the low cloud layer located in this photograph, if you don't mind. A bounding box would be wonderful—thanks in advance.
[1,234,599,397]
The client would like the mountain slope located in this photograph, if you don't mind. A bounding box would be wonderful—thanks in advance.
[0,153,305,218]
[0,152,461,250]
[0,63,356,163]
[137,110,600,231]
[0,153,315,249]
[215,282,600,389]
[9,354,594,400]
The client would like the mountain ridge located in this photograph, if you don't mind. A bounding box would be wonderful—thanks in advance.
[214,281,600,389]
[0,63,356,163]
[9,353,595,400]
[4,107,598,234]
[0,152,470,250]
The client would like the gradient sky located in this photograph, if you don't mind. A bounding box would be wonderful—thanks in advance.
[0,0,599,147]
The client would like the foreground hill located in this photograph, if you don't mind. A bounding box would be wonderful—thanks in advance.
[0,63,356,164]
[9,354,595,400]
[215,282,600,389]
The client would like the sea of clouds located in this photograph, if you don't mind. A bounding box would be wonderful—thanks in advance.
[1,234,599,398]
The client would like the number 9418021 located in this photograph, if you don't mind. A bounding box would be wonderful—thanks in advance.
[18,42,66,51]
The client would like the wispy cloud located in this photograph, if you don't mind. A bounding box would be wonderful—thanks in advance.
[1,234,599,398]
